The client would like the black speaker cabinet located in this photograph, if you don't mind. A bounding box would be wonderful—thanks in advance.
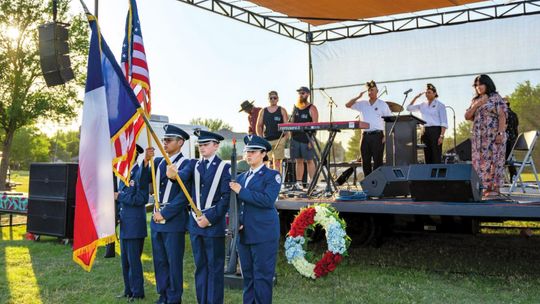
[38,22,74,86]
[27,163,78,238]
[446,138,471,162]
[361,166,410,197]
[408,164,481,202]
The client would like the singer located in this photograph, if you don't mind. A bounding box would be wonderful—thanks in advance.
[465,74,507,197]
[407,83,448,164]
[346,80,392,177]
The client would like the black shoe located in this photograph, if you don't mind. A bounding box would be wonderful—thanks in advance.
[116,294,130,299]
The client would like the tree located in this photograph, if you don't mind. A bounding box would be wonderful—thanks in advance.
[189,118,233,132]
[442,121,472,152]
[50,130,80,162]
[9,126,50,170]
[345,130,361,161]
[507,81,540,165]
[0,1,88,189]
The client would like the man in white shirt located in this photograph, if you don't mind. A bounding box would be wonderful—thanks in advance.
[346,80,392,177]
[407,83,448,164]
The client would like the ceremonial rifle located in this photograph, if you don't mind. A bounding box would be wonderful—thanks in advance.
[225,138,239,274]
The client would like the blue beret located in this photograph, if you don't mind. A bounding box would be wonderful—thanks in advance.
[243,135,272,152]
[163,124,190,140]
[195,130,224,143]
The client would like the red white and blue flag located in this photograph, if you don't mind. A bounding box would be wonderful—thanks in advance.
[73,14,142,271]
[113,0,151,185]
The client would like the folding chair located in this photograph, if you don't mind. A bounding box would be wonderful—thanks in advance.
[506,130,540,193]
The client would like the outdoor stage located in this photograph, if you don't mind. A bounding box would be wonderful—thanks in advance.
[276,188,540,220]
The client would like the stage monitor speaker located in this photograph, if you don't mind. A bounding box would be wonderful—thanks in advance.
[408,164,481,202]
[27,163,78,238]
[360,166,410,197]
[446,138,471,162]
[38,22,74,87]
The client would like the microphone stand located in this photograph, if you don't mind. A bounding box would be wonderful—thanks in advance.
[320,89,338,179]
[388,91,411,167]
[445,105,457,159]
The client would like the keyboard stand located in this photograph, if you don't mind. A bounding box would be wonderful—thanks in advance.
[306,130,339,197]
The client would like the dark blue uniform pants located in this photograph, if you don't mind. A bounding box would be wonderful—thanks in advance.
[152,231,185,304]
[120,238,145,298]
[190,234,225,304]
[238,239,279,304]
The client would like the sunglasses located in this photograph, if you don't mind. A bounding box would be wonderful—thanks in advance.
[269,96,278,100]
[298,92,308,96]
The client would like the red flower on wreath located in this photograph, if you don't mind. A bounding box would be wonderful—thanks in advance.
[314,251,342,278]
[288,207,316,237]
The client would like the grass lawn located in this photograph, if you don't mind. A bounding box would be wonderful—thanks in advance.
[2,171,540,303]
[1,221,540,304]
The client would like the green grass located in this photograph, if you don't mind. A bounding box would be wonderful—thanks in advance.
[10,170,29,193]
[1,222,540,304]
[2,172,540,303]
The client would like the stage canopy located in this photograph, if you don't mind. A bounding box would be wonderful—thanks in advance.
[249,0,485,26]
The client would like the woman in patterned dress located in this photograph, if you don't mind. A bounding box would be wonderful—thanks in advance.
[465,74,507,197]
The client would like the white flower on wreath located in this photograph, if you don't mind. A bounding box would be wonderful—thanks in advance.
[291,257,316,279]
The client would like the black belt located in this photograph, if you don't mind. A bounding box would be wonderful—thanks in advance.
[363,130,383,135]
[424,126,442,128]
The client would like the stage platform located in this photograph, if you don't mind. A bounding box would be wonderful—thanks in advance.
[277,188,540,220]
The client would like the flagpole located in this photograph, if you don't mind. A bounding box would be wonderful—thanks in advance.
[141,93,162,221]
[137,108,202,217]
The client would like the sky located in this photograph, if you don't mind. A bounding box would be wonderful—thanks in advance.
[56,0,540,145]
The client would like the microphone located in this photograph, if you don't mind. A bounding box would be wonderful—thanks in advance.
[403,88,412,95]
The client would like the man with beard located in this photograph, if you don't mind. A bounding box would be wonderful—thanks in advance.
[290,86,318,191]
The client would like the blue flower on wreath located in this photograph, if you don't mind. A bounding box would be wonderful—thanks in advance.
[327,222,347,254]
[285,236,306,261]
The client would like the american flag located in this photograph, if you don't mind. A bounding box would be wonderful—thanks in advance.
[113,0,151,184]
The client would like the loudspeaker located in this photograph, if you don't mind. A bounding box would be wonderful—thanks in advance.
[38,22,74,86]
[446,138,471,162]
[27,163,78,238]
[360,166,410,197]
[408,164,481,202]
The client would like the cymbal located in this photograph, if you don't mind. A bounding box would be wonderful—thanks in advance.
[386,101,403,112]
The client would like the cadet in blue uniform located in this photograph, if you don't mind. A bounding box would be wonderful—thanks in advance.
[116,144,149,302]
[142,124,192,304]
[166,130,231,304]
[229,135,281,304]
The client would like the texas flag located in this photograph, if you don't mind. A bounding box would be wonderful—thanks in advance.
[73,14,142,271]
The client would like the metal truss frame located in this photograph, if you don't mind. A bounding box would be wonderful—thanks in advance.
[176,0,540,44]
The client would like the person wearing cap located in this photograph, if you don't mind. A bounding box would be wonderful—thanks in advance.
[240,100,262,135]
[346,80,392,177]
[255,90,289,174]
[142,124,192,304]
[407,83,448,164]
[229,135,281,304]
[114,144,149,301]
[166,130,231,304]
[290,86,319,190]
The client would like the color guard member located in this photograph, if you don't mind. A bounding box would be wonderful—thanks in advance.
[229,135,281,304]
[167,130,231,304]
[142,124,192,304]
[115,144,148,302]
